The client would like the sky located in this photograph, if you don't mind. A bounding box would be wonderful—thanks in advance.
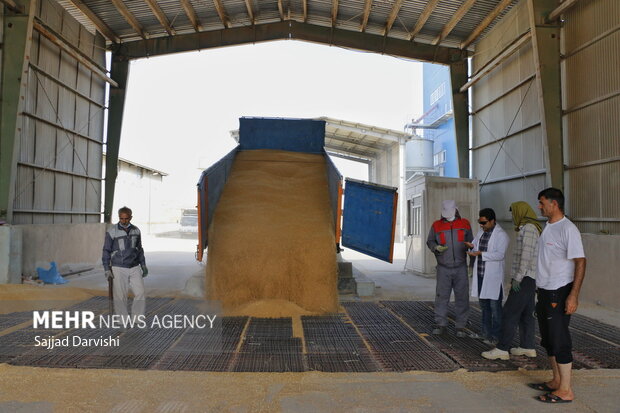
[118,40,424,211]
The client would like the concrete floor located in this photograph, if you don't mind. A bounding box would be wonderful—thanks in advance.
[5,234,619,412]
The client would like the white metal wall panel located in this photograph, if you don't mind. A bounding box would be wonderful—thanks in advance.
[12,0,105,224]
[564,31,620,112]
[562,0,620,234]
[472,1,530,72]
[14,167,34,218]
[58,51,77,88]
[471,0,544,222]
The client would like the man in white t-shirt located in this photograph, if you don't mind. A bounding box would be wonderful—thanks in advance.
[534,188,586,404]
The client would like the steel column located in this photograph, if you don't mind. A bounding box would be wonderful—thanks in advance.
[527,0,563,190]
[0,0,35,223]
[103,53,130,223]
[449,59,469,178]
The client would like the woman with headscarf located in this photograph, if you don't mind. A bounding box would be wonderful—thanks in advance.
[482,201,542,360]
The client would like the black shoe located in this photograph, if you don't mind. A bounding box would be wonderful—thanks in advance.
[432,326,446,335]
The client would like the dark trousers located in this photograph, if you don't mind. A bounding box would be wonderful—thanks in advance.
[435,265,469,329]
[536,283,574,364]
[479,287,503,342]
[497,276,536,351]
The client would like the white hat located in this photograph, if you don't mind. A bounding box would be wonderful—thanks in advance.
[441,200,457,219]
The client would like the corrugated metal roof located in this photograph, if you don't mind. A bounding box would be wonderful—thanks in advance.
[56,0,520,54]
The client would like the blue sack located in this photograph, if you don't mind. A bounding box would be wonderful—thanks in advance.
[36,262,68,285]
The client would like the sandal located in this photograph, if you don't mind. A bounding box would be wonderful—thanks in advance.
[528,382,555,392]
[536,393,572,403]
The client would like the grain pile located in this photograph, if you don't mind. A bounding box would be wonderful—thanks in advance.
[205,149,339,316]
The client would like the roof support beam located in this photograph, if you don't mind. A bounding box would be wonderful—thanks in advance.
[384,0,404,35]
[409,0,439,41]
[331,0,339,27]
[326,151,372,164]
[432,0,476,45]
[143,0,176,35]
[325,134,389,151]
[449,59,470,178]
[325,146,376,160]
[548,0,580,21]
[62,0,120,42]
[213,0,231,28]
[104,54,130,223]
[119,21,465,64]
[460,0,512,49]
[180,0,202,32]
[0,0,22,12]
[0,0,35,223]
[244,0,255,24]
[360,0,371,32]
[325,123,404,142]
[111,0,146,39]
[302,0,307,22]
[527,0,563,190]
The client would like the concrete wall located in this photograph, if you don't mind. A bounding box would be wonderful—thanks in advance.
[0,226,22,283]
[580,235,620,309]
[18,223,106,277]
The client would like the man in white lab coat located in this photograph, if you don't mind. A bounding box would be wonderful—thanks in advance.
[466,208,509,345]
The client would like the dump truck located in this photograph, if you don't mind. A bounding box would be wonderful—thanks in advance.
[195,117,398,313]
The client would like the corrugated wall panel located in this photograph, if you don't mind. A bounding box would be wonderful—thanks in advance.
[89,101,105,140]
[75,96,90,133]
[565,95,620,166]
[471,0,544,218]
[76,64,91,96]
[33,170,55,211]
[472,78,539,148]
[55,175,72,211]
[57,87,76,128]
[564,30,620,110]
[33,123,57,167]
[12,0,105,224]
[479,176,546,222]
[58,51,78,92]
[601,162,620,222]
[562,0,620,55]
[472,1,530,72]
[562,0,620,234]
[14,167,34,214]
[56,133,74,171]
[19,117,35,165]
[73,137,88,175]
[87,141,102,178]
[60,9,80,46]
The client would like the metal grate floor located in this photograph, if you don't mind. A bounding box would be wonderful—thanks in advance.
[3,299,619,372]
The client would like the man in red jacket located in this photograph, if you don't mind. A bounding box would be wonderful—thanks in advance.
[426,200,473,337]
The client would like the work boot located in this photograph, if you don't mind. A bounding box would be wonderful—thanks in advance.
[481,347,509,360]
[510,347,537,358]
[455,328,467,338]
[431,325,446,335]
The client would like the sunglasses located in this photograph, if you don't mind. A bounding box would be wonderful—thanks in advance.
[478,220,489,225]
